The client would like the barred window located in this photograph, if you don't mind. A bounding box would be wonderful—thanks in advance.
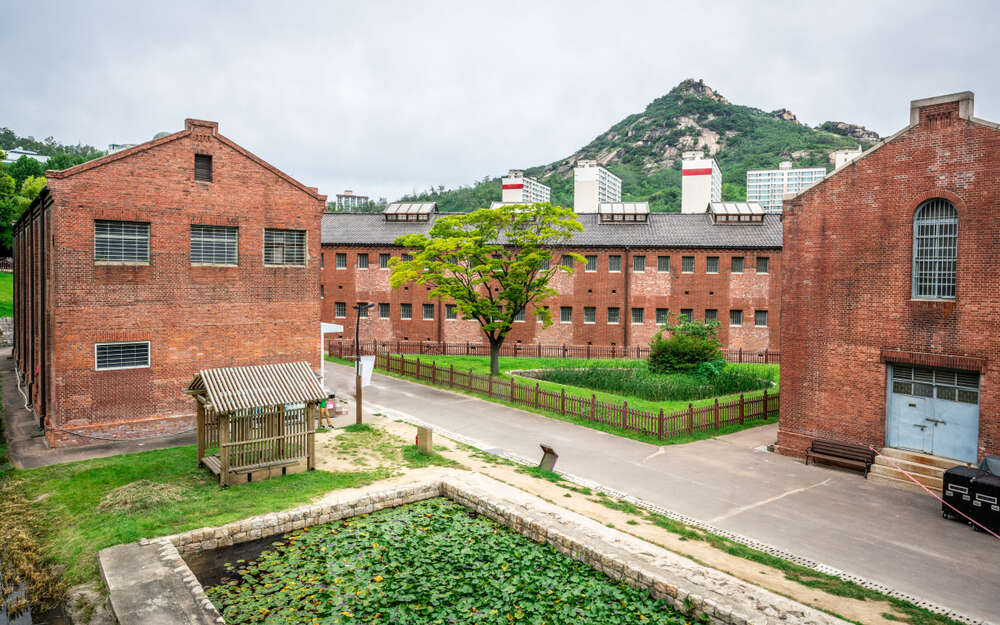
[335,302,346,318]
[194,154,212,182]
[190,225,237,265]
[681,256,694,273]
[608,255,621,272]
[400,303,412,319]
[401,253,413,262]
[320,253,324,269]
[264,229,306,266]
[706,257,719,273]
[422,303,434,320]
[913,198,957,300]
[656,308,669,325]
[631,307,644,324]
[357,253,369,269]
[657,256,670,272]
[680,308,693,322]
[95,220,149,263]
[539,257,550,270]
[756,256,770,274]
[730,309,743,326]
[379,253,391,269]
[607,307,620,324]
[585,255,597,272]
[731,256,745,273]
[561,255,574,268]
[378,303,390,319]
[584,306,596,323]
[513,308,525,322]
[536,305,549,322]
[560,306,572,323]
[445,304,457,320]
[336,253,347,269]
[633,255,646,272]
[755,310,768,327]
[95,341,149,370]
[358,302,369,318]
[705,309,718,322]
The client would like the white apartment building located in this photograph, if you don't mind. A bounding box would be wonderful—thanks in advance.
[746,162,825,213]
[831,146,863,170]
[336,190,370,210]
[680,151,722,213]
[501,170,551,204]
[572,160,621,213]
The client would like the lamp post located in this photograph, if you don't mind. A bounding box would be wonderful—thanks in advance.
[353,302,375,425]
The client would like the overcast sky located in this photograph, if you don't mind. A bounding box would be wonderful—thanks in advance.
[4,1,998,201]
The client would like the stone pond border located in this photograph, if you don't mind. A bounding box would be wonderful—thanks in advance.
[100,471,850,625]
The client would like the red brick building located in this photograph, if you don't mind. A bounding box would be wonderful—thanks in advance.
[12,119,326,447]
[777,92,998,465]
[320,203,781,353]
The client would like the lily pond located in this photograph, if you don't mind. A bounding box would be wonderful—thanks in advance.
[205,497,688,624]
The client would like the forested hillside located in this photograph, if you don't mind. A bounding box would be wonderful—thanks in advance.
[402,80,880,212]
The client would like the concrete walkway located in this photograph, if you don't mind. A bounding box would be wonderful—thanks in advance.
[326,360,999,624]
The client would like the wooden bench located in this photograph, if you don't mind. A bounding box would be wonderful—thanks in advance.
[804,439,875,477]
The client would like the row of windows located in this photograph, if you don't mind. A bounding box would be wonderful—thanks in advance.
[95,221,307,267]
[334,302,768,328]
[332,251,770,275]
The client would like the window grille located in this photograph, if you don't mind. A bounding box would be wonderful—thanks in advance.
[631,308,644,324]
[756,256,770,274]
[320,285,324,298]
[190,225,237,265]
[585,255,597,271]
[913,198,957,300]
[264,229,306,266]
[95,220,150,263]
[705,309,718,322]
[401,253,413,262]
[584,307,596,323]
[423,303,435,320]
[731,257,745,273]
[608,255,621,272]
[194,154,212,182]
[706,257,719,273]
[380,253,391,269]
[539,257,550,270]
[445,304,457,320]
[378,303,390,318]
[680,309,692,322]
[336,253,347,268]
[537,306,549,322]
[681,256,694,273]
[656,308,669,325]
[730,310,743,326]
[560,306,572,323]
[358,302,369,318]
[633,256,645,272]
[400,303,412,319]
[892,365,978,404]
[755,310,768,327]
[320,253,324,269]
[513,308,525,321]
[657,256,670,272]
[357,253,369,269]
[607,307,620,324]
[335,302,346,318]
[95,341,150,370]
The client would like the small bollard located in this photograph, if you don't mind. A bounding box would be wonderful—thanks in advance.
[417,426,434,455]
[539,443,558,472]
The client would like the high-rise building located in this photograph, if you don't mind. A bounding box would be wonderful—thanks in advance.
[680,151,722,213]
[572,160,621,213]
[831,146,863,170]
[746,162,826,213]
[501,170,550,204]
[336,190,370,210]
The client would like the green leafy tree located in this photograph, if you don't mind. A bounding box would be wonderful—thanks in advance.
[648,314,723,374]
[6,156,46,189]
[19,175,46,201]
[390,202,583,375]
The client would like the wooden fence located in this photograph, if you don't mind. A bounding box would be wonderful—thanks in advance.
[375,353,778,441]
[329,339,779,364]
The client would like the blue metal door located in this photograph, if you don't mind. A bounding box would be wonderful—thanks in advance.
[887,365,980,463]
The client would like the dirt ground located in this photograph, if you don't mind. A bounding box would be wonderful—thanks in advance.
[313,413,907,625]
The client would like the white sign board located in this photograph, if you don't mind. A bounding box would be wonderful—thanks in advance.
[359,355,376,388]
[321,322,344,334]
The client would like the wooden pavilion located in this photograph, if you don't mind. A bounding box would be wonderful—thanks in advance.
[185,362,324,486]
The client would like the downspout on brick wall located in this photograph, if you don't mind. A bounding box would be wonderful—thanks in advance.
[623,247,630,349]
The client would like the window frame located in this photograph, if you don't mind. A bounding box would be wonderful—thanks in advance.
[194,154,212,183]
[756,256,769,274]
[190,224,238,266]
[400,303,412,320]
[633,255,646,272]
[607,307,620,324]
[378,303,390,319]
[263,228,307,267]
[95,341,150,371]
[422,303,435,320]
[608,255,622,273]
[655,308,669,325]
[631,307,645,325]
[754,310,768,327]
[445,304,457,320]
[731,256,745,274]
[94,220,150,264]
[335,253,347,269]
[705,309,718,322]
[657,256,670,273]
[379,253,391,269]
[335,302,347,318]
[585,255,598,272]
[681,256,694,273]
[357,253,369,269]
[583,306,596,324]
[912,198,958,300]
[560,306,573,323]
[706,256,719,274]
[729,309,743,327]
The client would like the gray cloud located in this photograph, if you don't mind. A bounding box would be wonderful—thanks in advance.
[4,0,998,200]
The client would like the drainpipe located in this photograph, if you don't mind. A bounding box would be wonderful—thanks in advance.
[623,247,630,350]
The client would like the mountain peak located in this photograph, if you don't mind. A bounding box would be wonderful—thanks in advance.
[670,79,729,104]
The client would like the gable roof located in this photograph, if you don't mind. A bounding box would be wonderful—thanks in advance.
[45,118,326,201]
[184,361,326,413]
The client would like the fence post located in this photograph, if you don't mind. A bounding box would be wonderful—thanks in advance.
[449,364,454,387]
[763,388,769,419]
[468,368,474,391]
[431,361,436,384]
[534,382,540,408]
[562,344,567,358]
[591,393,596,421]
[416,357,421,379]
[488,374,493,398]
[510,376,516,402]
[739,394,745,425]
[714,398,719,431]
[738,347,743,363]
[688,403,694,435]
[622,400,627,429]
[764,348,769,364]
[560,388,566,415]
[587,344,591,359]
[657,408,665,440]
[466,341,470,355]
[612,344,616,359]
[537,343,541,358]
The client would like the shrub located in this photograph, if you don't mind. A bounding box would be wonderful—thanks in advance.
[531,366,770,402]
[648,314,723,374]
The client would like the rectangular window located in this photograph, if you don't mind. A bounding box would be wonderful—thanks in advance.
[730,309,743,326]
[95,341,150,370]
[336,253,347,269]
[400,303,412,319]
[706,256,719,273]
[320,284,324,298]
[560,306,572,323]
[631,307,644,324]
[681,256,694,273]
[657,256,670,272]
[705,309,718,322]
[756,256,770,274]
[584,306,596,323]
[335,302,346,318]
[194,154,212,182]
[378,303,390,319]
[608,255,621,272]
[561,254,574,268]
[264,229,306,266]
[358,302,369,318]
[379,253,391,269]
[537,305,549,322]
[445,304,457,320]
[755,310,768,327]
[94,220,150,263]
[633,255,646,272]
[190,225,237,265]
[607,307,620,324]
[656,308,669,325]
[320,253,324,269]
[357,253,369,269]
[513,308,525,322]
[423,303,435,320]
[401,253,413,262]
[731,256,745,273]
[539,257,550,270]
[680,308,693,322]
[585,255,597,272]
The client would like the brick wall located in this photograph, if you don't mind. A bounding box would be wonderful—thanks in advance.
[321,244,780,351]
[777,96,1000,460]
[15,119,325,447]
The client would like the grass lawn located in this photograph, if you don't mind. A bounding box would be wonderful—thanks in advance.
[0,272,12,317]
[328,354,779,446]
[3,445,388,586]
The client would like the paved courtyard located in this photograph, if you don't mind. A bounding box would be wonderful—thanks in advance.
[325,360,999,624]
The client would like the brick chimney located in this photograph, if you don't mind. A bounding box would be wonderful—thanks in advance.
[909,92,974,128]
[185,119,219,135]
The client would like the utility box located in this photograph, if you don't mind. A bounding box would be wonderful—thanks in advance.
[970,473,1000,534]
[942,466,988,521]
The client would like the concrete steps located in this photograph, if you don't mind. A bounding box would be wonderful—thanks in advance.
[868,448,970,493]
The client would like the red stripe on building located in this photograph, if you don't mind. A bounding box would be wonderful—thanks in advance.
[682,168,713,176]
[502,183,524,190]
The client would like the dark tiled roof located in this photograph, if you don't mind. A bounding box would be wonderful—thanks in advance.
[321,211,782,249]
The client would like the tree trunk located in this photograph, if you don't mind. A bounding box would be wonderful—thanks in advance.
[489,340,502,376]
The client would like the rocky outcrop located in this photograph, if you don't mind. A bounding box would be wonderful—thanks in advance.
[671,79,729,104]
[770,108,802,125]
[817,121,881,142]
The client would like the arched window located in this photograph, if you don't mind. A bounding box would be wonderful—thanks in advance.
[912,198,957,300]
